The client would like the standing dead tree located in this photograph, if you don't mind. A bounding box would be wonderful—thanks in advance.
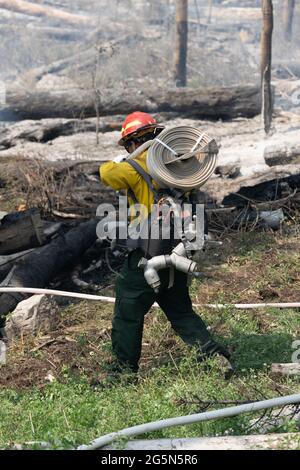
[92,50,102,146]
[92,38,116,145]
[208,0,214,24]
[283,0,296,41]
[261,0,274,135]
[174,0,188,87]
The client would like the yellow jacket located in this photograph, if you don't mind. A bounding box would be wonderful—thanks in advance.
[100,151,157,217]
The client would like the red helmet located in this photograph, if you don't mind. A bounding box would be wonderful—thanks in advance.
[118,111,164,146]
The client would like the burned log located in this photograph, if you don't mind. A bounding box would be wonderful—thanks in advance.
[0,224,60,283]
[0,118,123,149]
[26,26,86,42]
[0,250,38,284]
[222,174,300,208]
[0,0,92,26]
[0,84,262,121]
[0,219,99,321]
[264,142,300,167]
[0,210,46,256]
[204,165,300,205]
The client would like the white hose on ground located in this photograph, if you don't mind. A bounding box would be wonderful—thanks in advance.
[0,287,116,304]
[77,393,300,450]
[207,303,300,309]
[0,287,300,309]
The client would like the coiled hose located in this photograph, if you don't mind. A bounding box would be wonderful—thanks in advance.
[146,126,218,191]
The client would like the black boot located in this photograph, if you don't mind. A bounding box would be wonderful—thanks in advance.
[198,342,235,380]
[91,359,138,389]
[213,353,235,380]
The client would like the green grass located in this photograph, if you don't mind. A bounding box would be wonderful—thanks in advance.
[0,356,299,450]
[0,306,299,449]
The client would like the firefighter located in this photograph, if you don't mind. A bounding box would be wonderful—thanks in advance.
[99,112,234,382]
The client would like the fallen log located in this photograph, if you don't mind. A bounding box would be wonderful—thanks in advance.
[0,118,123,149]
[26,25,86,42]
[0,84,262,121]
[264,142,300,166]
[0,250,36,268]
[271,363,300,377]
[204,166,300,204]
[198,6,262,22]
[0,219,98,320]
[273,61,300,78]
[0,0,92,26]
[0,250,36,283]
[0,223,61,282]
[0,24,85,42]
[0,209,46,255]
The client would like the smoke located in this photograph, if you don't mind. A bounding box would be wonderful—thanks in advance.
[0,0,299,89]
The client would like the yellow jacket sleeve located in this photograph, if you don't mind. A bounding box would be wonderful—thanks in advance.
[99,161,139,191]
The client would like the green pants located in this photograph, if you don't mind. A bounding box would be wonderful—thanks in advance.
[112,250,227,372]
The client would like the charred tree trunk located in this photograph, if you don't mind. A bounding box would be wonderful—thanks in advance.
[0,0,91,26]
[0,219,98,320]
[264,141,300,166]
[0,210,46,256]
[283,0,296,41]
[174,0,188,87]
[208,0,214,24]
[261,0,274,134]
[0,118,123,150]
[0,85,262,121]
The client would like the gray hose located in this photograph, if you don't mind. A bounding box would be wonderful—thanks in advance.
[77,393,300,450]
[147,126,218,190]
[127,140,153,160]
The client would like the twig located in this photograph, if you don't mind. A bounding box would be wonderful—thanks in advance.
[177,398,258,407]
[29,412,35,436]
[31,339,57,352]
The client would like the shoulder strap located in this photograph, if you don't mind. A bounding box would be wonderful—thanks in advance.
[127,159,158,198]
[127,188,138,205]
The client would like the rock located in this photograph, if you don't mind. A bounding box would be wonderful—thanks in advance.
[215,164,241,178]
[5,294,59,339]
[0,338,6,365]
[271,363,300,377]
